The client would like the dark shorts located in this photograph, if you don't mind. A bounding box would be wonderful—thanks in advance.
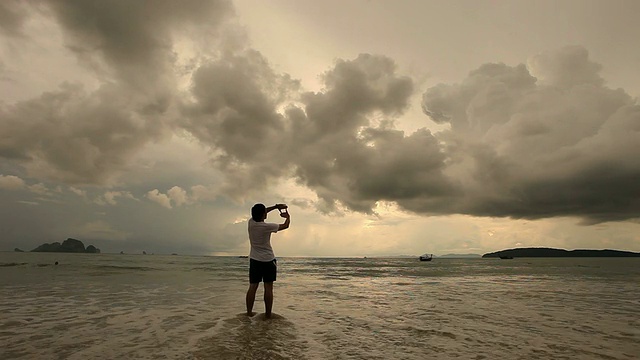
[249,258,277,283]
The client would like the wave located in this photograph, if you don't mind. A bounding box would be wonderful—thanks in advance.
[0,262,28,267]
[98,265,158,271]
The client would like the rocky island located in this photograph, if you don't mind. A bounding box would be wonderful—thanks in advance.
[30,238,101,254]
[483,247,640,258]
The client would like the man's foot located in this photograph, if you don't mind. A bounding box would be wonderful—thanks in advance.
[265,312,271,319]
[246,311,257,317]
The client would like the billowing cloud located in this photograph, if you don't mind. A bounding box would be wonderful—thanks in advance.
[0,0,235,186]
[287,54,427,213]
[182,53,422,211]
[190,184,221,203]
[0,83,168,184]
[146,189,172,209]
[0,174,52,196]
[527,46,604,88]
[1,0,638,234]
[178,45,638,223]
[146,186,194,209]
[0,174,25,190]
[419,46,639,222]
[3,1,640,258]
[167,186,188,207]
[68,186,86,198]
[180,49,300,200]
[27,183,49,196]
[96,191,136,206]
[45,0,233,90]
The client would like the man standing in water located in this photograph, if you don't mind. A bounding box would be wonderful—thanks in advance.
[246,203,290,318]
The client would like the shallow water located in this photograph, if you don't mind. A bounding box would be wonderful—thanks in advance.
[1,253,639,359]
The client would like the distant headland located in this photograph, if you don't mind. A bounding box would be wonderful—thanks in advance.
[15,238,101,254]
[482,247,640,258]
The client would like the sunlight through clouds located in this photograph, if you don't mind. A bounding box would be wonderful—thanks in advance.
[1,0,639,255]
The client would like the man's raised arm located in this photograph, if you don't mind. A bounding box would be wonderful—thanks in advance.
[266,204,287,213]
[278,210,290,231]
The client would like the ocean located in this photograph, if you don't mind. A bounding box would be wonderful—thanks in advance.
[1,253,639,359]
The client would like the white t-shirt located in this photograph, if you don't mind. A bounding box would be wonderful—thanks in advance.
[248,219,279,261]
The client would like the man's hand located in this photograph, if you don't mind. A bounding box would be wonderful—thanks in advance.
[278,209,290,231]
[266,204,286,213]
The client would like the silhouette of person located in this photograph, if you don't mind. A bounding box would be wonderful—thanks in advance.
[245,203,290,318]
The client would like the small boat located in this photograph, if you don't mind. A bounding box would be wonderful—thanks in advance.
[499,256,514,259]
[419,254,433,262]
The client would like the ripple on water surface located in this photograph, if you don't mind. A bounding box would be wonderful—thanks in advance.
[1,254,639,359]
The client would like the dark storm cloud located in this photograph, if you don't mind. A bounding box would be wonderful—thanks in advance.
[180,49,300,199]
[2,0,637,225]
[419,46,640,222]
[181,46,638,223]
[0,0,234,185]
[181,53,437,211]
[0,83,166,184]
[287,54,437,213]
[527,46,604,88]
[46,0,233,89]
[422,62,537,131]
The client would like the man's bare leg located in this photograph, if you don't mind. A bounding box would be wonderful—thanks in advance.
[246,283,259,316]
[264,282,273,318]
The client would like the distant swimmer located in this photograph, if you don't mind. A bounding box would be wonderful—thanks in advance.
[245,203,290,319]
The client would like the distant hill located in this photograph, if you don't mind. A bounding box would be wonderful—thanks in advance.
[438,253,482,258]
[31,238,101,254]
[482,247,640,258]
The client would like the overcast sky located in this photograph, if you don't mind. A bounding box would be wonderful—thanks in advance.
[1,0,639,256]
